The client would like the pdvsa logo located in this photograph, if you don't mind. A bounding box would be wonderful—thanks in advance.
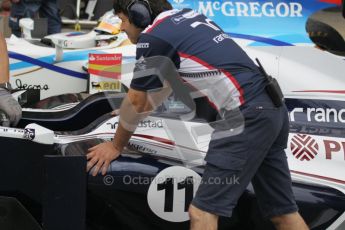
[290,134,319,161]
[289,134,345,161]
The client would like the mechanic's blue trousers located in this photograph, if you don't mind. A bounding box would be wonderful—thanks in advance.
[9,0,61,37]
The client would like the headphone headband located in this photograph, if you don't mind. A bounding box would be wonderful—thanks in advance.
[127,0,153,28]
[127,0,153,16]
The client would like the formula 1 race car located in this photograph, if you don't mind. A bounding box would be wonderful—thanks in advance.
[1,87,345,230]
[1,0,345,230]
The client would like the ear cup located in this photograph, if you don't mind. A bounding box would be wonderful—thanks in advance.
[128,1,152,28]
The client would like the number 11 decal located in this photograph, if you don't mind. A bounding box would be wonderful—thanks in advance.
[157,177,174,212]
[148,166,201,222]
[178,176,194,212]
[157,176,194,212]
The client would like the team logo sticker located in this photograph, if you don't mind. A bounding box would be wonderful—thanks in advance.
[147,166,201,222]
[290,134,319,161]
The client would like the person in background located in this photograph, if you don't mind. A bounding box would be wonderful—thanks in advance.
[9,0,61,37]
[86,0,309,230]
[0,32,21,126]
[0,0,11,15]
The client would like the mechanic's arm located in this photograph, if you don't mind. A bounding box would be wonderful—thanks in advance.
[87,84,172,176]
[113,88,154,151]
[0,33,22,126]
[114,82,172,149]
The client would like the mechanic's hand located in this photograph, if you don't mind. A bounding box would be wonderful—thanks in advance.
[110,109,119,117]
[0,88,22,127]
[86,142,121,176]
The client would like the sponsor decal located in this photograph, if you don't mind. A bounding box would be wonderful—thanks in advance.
[171,10,200,24]
[106,120,163,129]
[127,142,157,154]
[213,33,232,43]
[139,120,164,128]
[91,81,121,92]
[23,128,35,140]
[198,1,303,17]
[287,99,345,138]
[323,139,345,160]
[289,123,340,137]
[88,53,122,79]
[168,0,334,45]
[15,79,49,91]
[290,107,345,123]
[106,121,118,129]
[290,134,319,161]
[137,43,150,49]
[89,54,122,62]
[289,134,345,161]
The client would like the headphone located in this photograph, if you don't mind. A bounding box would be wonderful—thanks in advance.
[127,0,153,29]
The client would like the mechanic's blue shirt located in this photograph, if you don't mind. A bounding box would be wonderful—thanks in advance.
[130,8,266,110]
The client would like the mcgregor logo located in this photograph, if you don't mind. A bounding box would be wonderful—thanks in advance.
[290,134,319,161]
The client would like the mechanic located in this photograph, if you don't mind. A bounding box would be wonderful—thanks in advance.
[9,0,61,37]
[86,0,309,229]
[0,32,21,126]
